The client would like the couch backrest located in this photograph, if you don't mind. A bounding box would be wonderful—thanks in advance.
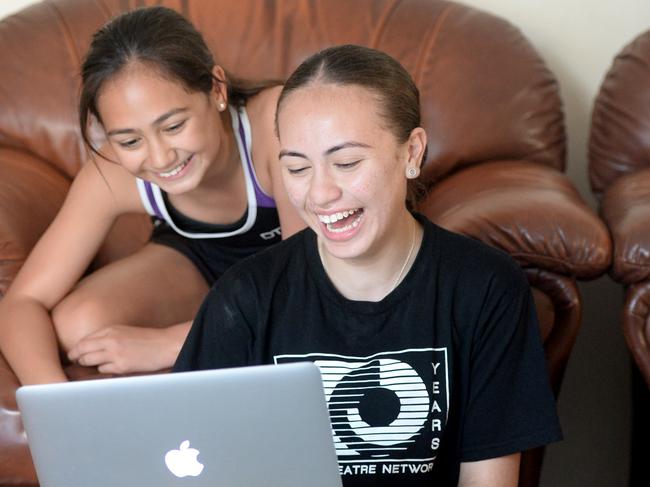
[0,0,565,183]
[589,29,650,199]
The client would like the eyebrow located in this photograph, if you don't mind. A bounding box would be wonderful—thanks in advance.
[278,141,372,160]
[105,107,189,136]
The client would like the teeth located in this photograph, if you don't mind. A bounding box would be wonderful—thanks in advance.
[326,213,362,233]
[318,208,359,224]
[159,156,191,178]
[316,209,362,233]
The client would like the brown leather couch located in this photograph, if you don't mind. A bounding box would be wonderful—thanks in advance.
[0,0,611,485]
[589,28,650,388]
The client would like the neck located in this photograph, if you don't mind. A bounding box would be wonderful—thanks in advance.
[319,213,422,302]
[197,110,241,194]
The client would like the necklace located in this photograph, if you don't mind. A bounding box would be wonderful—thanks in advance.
[391,218,417,292]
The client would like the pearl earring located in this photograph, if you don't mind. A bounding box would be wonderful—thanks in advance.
[406,166,420,179]
[218,102,227,111]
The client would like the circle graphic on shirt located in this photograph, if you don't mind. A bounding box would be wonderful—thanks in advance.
[325,358,430,457]
[274,348,449,463]
[358,387,401,426]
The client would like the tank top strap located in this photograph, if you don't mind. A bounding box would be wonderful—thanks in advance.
[234,107,276,208]
[136,178,164,219]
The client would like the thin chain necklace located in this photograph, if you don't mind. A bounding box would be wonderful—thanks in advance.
[391,218,417,292]
[318,218,417,295]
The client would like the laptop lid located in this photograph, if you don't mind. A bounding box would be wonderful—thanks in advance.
[17,362,343,487]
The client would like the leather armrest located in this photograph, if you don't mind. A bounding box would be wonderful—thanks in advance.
[601,167,650,284]
[623,282,650,388]
[418,160,612,279]
[0,148,69,295]
[623,282,650,386]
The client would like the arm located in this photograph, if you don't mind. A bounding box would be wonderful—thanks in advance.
[458,454,520,487]
[0,159,141,384]
[67,321,192,375]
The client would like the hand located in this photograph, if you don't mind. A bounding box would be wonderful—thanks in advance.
[67,324,184,375]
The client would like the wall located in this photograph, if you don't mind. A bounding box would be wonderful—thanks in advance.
[2,1,648,485]
[0,0,37,18]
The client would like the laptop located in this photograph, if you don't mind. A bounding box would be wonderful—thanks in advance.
[17,362,343,487]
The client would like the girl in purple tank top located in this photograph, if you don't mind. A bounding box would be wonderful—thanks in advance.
[0,6,304,386]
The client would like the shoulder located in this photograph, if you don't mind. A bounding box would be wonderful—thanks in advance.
[244,86,283,155]
[203,229,309,312]
[419,215,528,291]
[222,229,307,284]
[245,85,283,126]
[239,86,283,194]
[205,230,307,295]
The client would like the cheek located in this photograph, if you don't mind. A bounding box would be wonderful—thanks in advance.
[281,178,308,209]
[350,180,372,197]
[349,170,383,199]
[180,129,207,150]
[111,147,140,171]
[119,157,142,174]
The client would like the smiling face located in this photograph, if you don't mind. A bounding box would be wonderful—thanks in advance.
[96,63,227,194]
[277,83,424,263]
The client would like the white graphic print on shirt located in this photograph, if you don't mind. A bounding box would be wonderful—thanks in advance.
[274,348,449,478]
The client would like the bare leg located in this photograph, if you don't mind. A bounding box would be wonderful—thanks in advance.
[52,243,209,371]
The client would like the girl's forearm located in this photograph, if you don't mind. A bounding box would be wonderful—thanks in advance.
[0,297,67,385]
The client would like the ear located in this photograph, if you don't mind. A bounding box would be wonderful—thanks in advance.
[405,127,427,169]
[210,65,228,106]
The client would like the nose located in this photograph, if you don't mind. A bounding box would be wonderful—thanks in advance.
[147,137,177,170]
[308,166,341,208]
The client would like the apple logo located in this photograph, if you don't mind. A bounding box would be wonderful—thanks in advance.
[164,440,205,478]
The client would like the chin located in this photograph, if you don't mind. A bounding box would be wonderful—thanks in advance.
[318,232,373,261]
[158,172,203,194]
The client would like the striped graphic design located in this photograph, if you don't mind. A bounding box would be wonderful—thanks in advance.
[275,348,449,464]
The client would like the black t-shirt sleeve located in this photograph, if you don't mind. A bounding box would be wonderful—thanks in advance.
[458,259,562,461]
[173,274,255,372]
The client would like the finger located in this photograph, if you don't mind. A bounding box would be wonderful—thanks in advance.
[68,338,101,361]
[98,362,122,375]
[76,349,110,368]
[68,330,114,360]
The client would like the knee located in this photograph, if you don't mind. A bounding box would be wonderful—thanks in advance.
[52,295,110,352]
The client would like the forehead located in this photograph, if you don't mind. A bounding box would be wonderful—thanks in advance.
[277,83,388,142]
[96,64,199,123]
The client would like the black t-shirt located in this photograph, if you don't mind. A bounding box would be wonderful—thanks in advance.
[174,214,562,486]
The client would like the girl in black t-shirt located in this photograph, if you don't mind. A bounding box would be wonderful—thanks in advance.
[176,44,561,486]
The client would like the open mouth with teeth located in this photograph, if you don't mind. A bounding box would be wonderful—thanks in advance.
[318,208,364,234]
[158,154,193,179]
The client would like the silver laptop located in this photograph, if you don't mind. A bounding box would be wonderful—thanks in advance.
[17,362,343,487]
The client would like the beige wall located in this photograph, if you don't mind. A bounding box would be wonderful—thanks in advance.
[0,0,39,19]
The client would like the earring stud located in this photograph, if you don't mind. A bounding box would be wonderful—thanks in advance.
[406,166,420,179]
[218,102,227,111]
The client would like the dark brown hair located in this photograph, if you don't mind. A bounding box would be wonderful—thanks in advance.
[79,6,278,155]
[276,44,427,206]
